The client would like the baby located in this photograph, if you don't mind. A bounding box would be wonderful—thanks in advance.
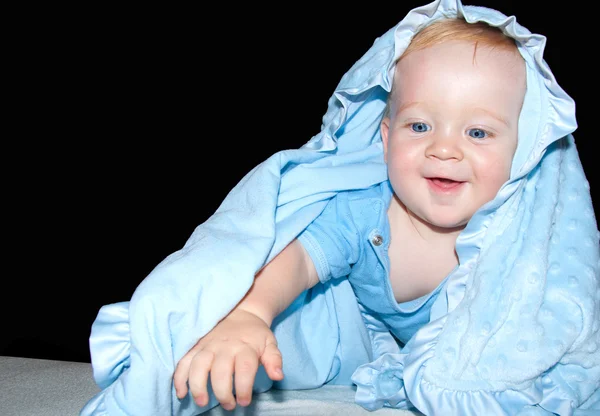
[175,17,527,411]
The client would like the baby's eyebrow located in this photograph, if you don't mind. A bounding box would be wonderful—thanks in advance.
[396,102,511,128]
[473,107,511,128]
[396,101,422,114]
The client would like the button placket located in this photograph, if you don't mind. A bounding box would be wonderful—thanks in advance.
[366,228,399,314]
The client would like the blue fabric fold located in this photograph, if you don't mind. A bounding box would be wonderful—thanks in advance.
[81,1,599,415]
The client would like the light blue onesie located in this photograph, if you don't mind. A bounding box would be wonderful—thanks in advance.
[298,180,445,347]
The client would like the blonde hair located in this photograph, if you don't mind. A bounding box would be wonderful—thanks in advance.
[383,18,520,117]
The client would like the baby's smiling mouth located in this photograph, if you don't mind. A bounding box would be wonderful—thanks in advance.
[427,177,465,191]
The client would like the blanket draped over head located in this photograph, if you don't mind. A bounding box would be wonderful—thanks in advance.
[81,1,600,415]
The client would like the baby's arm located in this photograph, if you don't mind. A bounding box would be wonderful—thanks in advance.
[173,239,319,411]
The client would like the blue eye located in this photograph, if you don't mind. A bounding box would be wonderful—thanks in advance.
[468,128,488,139]
[411,122,430,133]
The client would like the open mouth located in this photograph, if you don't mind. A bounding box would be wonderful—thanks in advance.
[427,177,465,191]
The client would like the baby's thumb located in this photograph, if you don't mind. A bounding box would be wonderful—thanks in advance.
[261,342,284,381]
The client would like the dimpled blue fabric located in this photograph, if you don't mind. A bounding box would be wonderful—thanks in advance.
[80,1,600,415]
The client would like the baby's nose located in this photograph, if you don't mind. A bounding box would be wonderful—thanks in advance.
[424,134,464,161]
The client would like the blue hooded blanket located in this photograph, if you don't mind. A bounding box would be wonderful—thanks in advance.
[81,1,600,415]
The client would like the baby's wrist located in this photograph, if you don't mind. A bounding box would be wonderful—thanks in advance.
[234,303,275,327]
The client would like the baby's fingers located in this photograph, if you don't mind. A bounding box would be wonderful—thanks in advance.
[233,348,260,406]
[210,352,236,411]
[260,341,284,381]
[173,347,201,399]
[186,350,215,407]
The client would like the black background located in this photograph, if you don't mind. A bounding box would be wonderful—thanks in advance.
[4,1,596,364]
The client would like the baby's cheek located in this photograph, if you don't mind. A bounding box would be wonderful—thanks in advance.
[388,144,420,169]
[388,160,415,180]
[480,162,511,195]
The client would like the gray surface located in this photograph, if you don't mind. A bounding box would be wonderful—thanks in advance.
[0,356,422,415]
[0,356,100,416]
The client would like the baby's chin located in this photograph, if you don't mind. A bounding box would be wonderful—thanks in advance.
[419,214,469,234]
[399,199,470,234]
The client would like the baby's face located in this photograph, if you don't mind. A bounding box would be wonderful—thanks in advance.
[381,40,526,230]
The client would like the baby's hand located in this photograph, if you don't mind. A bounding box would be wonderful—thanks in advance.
[173,308,284,411]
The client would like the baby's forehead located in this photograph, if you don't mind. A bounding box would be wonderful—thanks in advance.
[392,41,526,94]
[396,40,523,68]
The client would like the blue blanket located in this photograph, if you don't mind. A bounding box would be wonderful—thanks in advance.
[81,1,600,415]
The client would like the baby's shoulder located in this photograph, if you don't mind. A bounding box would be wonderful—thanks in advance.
[337,184,388,212]
[337,184,391,230]
[340,180,391,204]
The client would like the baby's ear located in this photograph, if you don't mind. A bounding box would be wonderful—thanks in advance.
[380,117,391,163]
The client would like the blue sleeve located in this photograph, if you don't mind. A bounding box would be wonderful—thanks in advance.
[297,192,361,284]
